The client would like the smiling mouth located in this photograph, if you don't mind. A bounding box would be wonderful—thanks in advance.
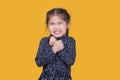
[53,31,61,35]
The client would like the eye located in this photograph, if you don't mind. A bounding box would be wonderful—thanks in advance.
[58,22,63,25]
[49,22,55,25]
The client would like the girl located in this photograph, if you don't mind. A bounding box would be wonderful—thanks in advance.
[35,8,76,80]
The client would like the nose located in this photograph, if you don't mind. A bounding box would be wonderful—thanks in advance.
[53,24,59,29]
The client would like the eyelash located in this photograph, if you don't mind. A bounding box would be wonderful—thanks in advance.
[50,23,55,25]
[49,22,63,25]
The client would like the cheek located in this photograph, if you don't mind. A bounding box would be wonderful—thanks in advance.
[61,26,67,31]
[48,26,53,32]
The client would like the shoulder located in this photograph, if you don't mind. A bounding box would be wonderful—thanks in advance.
[67,36,75,42]
[63,36,76,46]
[65,36,76,48]
[39,37,49,44]
[41,37,49,41]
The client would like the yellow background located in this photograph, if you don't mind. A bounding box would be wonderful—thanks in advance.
[0,0,120,80]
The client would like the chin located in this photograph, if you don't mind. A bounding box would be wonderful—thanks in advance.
[52,34,63,38]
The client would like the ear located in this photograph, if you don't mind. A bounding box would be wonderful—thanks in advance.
[66,23,70,29]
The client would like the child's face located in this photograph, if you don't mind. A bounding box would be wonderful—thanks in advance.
[48,15,68,38]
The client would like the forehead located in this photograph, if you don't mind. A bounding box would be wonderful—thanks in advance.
[49,15,64,22]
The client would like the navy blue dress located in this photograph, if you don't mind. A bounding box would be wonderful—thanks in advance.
[35,34,76,80]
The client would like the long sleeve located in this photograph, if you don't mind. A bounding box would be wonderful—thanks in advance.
[35,37,55,67]
[57,37,76,67]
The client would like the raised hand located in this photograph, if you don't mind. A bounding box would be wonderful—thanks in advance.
[52,40,64,53]
[49,36,57,46]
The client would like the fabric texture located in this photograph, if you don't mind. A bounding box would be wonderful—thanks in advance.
[35,34,76,80]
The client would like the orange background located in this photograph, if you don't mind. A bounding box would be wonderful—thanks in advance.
[0,0,120,80]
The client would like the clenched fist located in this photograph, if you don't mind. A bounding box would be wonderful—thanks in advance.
[49,36,57,46]
[52,40,64,53]
[49,36,64,53]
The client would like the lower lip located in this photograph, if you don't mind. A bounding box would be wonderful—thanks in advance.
[54,31,61,35]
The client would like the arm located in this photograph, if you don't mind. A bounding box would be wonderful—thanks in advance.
[57,37,76,67]
[35,37,55,67]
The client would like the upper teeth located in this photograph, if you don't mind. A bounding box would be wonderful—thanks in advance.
[54,31,60,34]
